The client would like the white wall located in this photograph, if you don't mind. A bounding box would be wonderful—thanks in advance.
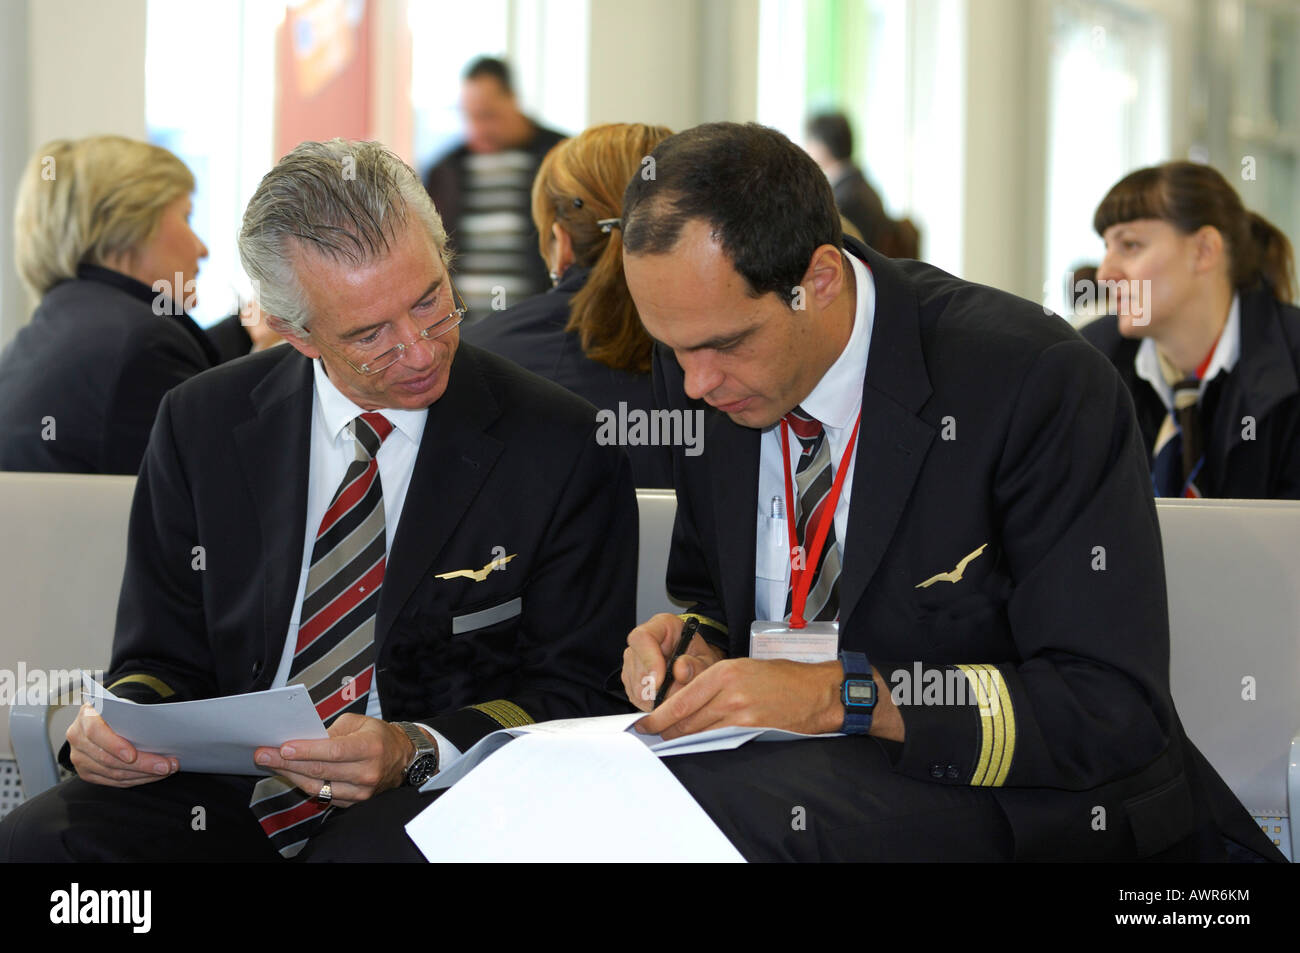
[586,0,704,130]
[28,0,148,147]
[2,0,149,346]
[962,0,1044,301]
[0,0,32,347]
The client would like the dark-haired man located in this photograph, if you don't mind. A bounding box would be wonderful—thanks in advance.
[617,122,1282,862]
[805,111,889,249]
[423,57,566,319]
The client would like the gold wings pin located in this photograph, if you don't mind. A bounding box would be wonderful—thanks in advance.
[434,553,517,583]
[915,543,988,589]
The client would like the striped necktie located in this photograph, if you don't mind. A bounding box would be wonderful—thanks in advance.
[250,411,394,857]
[782,406,841,623]
[1151,350,1204,498]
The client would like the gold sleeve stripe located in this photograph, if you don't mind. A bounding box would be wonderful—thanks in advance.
[956,664,1016,787]
[957,664,995,786]
[469,699,533,729]
[986,665,1016,786]
[975,664,1008,787]
[676,613,728,636]
[106,674,175,698]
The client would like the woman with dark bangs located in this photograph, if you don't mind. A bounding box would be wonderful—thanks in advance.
[1082,161,1300,499]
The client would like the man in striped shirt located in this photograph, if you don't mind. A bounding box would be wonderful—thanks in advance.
[423,57,565,322]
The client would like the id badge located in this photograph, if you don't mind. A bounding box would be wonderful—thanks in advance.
[749,620,839,663]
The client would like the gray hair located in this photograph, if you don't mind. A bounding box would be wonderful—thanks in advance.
[237,139,450,333]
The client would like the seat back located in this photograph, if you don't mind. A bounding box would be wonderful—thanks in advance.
[1156,498,1300,817]
[0,473,135,758]
[634,488,681,625]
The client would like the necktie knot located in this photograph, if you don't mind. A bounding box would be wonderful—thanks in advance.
[783,406,824,440]
[352,412,394,461]
[1172,378,1199,412]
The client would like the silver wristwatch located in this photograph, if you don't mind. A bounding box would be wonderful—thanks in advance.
[395,722,440,786]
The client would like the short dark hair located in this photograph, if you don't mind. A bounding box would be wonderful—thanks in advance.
[463,56,513,95]
[806,112,854,161]
[622,122,843,308]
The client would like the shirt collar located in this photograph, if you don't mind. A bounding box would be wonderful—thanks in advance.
[795,251,875,431]
[311,358,426,446]
[1134,292,1241,408]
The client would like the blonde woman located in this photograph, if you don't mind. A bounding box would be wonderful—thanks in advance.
[463,122,673,487]
[0,136,254,474]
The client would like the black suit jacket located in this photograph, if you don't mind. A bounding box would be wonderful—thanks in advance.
[103,342,637,753]
[655,237,1282,860]
[1081,286,1300,498]
[463,266,671,488]
[832,166,890,249]
[0,266,214,474]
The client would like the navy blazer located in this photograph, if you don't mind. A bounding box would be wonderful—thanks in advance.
[1081,285,1300,498]
[654,237,1282,861]
[101,342,638,753]
[0,266,215,474]
[463,266,672,488]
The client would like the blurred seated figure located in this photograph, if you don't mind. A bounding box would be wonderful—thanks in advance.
[804,111,890,250]
[0,136,264,475]
[1083,160,1299,499]
[1064,262,1108,325]
[463,123,672,488]
[423,57,567,320]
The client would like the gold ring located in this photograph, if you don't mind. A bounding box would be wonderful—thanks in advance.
[315,781,333,805]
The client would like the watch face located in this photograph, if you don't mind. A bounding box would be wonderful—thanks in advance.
[845,680,876,706]
[406,755,438,786]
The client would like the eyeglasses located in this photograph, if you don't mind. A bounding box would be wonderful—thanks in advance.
[314,282,467,375]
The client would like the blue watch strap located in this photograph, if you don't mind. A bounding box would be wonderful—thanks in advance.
[839,650,876,735]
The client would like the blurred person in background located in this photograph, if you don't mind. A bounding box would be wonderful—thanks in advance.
[804,111,890,251]
[0,135,275,475]
[1083,161,1299,499]
[423,56,566,320]
[463,123,672,488]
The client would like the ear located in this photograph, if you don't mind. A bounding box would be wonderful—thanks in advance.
[801,243,848,310]
[1192,225,1226,276]
[551,222,576,276]
[266,314,320,360]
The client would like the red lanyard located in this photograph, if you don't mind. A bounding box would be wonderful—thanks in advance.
[779,410,861,628]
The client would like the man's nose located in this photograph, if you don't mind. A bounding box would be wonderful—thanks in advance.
[679,353,723,402]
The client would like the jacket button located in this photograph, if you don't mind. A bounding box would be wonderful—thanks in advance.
[930,763,945,779]
[251,660,262,677]
[945,764,960,779]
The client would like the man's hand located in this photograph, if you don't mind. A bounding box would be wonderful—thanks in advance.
[621,613,727,712]
[66,704,178,786]
[253,714,422,807]
[633,659,906,742]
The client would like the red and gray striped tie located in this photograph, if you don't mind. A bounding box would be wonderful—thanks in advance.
[250,411,394,857]
[783,406,841,623]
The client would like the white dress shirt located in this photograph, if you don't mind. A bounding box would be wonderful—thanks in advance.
[270,358,462,769]
[755,252,876,620]
[1134,293,1241,409]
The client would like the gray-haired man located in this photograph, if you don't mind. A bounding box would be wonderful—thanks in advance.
[0,140,637,862]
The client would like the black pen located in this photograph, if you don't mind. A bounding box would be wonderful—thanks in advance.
[654,616,701,708]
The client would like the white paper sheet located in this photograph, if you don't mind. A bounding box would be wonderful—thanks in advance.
[423,711,837,791]
[405,731,746,862]
[82,676,327,775]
